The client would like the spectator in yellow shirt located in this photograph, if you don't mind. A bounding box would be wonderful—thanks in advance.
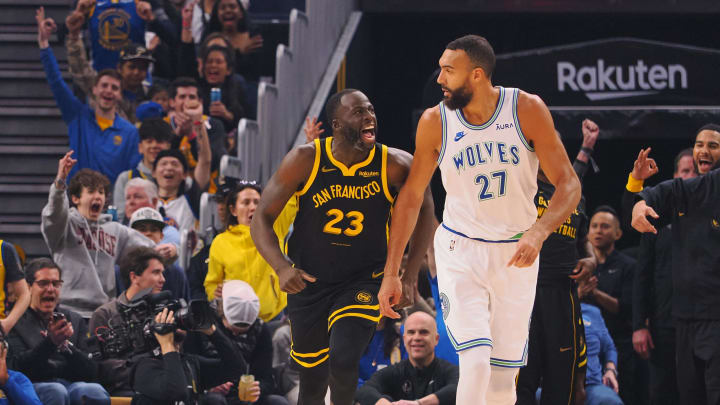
[205,182,296,321]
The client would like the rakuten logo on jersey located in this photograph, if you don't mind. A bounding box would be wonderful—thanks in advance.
[557,59,687,101]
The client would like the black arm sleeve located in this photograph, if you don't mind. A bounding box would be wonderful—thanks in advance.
[133,353,189,402]
[573,159,589,182]
[433,361,459,405]
[632,232,656,331]
[355,366,397,405]
[637,179,678,229]
[250,324,275,399]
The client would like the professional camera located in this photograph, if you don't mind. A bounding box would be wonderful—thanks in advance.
[89,290,214,359]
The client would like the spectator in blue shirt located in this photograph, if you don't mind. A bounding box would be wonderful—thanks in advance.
[37,7,141,185]
[580,302,623,405]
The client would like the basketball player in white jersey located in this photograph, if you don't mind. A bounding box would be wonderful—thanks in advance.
[378,35,581,404]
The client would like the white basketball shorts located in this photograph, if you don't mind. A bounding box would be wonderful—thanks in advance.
[434,223,539,367]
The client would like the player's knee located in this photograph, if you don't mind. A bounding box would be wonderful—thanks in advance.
[487,367,519,402]
[458,346,491,374]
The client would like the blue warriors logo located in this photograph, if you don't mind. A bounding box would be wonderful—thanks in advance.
[439,292,450,321]
[98,8,132,51]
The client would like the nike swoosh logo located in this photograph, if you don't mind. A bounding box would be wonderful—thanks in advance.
[559,347,572,352]
[321,166,337,173]
[454,131,466,142]
[371,271,384,279]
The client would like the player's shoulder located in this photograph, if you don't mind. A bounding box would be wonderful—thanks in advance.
[287,139,319,163]
[515,89,550,116]
[419,104,442,125]
[385,146,413,170]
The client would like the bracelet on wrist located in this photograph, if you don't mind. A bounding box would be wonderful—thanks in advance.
[580,146,594,155]
[604,368,618,378]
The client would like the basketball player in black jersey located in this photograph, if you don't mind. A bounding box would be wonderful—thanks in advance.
[251,89,435,405]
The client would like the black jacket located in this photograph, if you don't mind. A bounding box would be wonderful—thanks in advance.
[132,326,245,404]
[589,250,636,343]
[7,306,98,383]
[355,357,459,405]
[638,168,720,320]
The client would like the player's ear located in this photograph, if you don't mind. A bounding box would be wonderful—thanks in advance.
[331,118,341,131]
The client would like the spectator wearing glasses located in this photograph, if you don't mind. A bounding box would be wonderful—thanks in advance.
[7,258,109,405]
[204,182,296,322]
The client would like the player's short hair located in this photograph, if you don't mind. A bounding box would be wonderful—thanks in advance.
[118,247,164,288]
[94,69,122,87]
[125,178,158,201]
[139,117,173,144]
[25,257,62,285]
[68,169,110,201]
[696,123,720,139]
[446,35,496,79]
[673,148,694,174]
[325,88,360,121]
[591,205,620,227]
[170,77,201,99]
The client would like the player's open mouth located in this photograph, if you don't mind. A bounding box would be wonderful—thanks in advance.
[361,126,375,142]
[698,158,713,171]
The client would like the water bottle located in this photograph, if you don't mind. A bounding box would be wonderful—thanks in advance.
[107,205,117,221]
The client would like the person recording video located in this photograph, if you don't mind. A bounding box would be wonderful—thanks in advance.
[131,307,245,404]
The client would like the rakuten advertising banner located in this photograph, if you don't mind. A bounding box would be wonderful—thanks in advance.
[494,38,720,106]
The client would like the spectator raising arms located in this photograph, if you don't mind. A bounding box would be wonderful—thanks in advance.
[37,7,142,184]
[41,152,154,318]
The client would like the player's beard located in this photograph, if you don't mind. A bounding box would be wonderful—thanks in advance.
[341,125,374,152]
[442,82,473,111]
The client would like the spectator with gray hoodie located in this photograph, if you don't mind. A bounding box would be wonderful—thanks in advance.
[41,151,154,318]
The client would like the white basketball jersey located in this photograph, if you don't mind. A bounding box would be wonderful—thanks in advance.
[438,87,539,241]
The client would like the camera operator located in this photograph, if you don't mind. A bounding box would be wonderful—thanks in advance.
[89,247,166,395]
[7,258,109,404]
[131,307,245,404]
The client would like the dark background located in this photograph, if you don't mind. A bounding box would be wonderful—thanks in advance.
[323,10,720,249]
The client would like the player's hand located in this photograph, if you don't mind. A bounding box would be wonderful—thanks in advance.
[396,274,417,309]
[603,369,619,393]
[581,119,600,149]
[36,7,57,49]
[56,150,77,181]
[632,327,654,360]
[631,200,659,234]
[304,117,325,143]
[136,1,155,21]
[507,228,544,268]
[378,274,402,319]
[569,257,596,282]
[276,265,316,294]
[630,148,659,181]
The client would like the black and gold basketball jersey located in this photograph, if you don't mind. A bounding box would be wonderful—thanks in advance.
[287,137,395,283]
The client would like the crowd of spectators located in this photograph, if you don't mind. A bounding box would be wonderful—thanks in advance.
[0,2,717,404]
